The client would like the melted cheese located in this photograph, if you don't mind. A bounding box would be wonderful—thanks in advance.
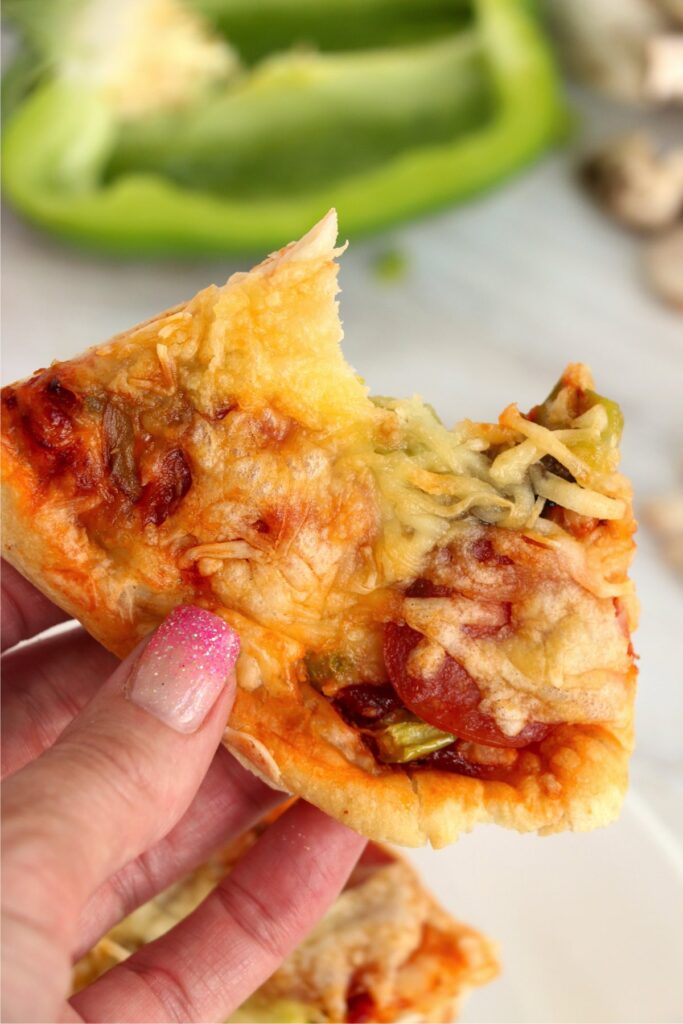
[404,582,632,737]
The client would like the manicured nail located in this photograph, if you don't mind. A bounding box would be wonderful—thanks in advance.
[127,606,239,733]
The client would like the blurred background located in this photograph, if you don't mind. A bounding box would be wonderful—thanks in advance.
[2,2,682,1021]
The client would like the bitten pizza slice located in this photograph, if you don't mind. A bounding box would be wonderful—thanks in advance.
[0,211,637,847]
[73,814,499,1023]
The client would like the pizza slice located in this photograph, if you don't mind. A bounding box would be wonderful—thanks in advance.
[0,211,638,847]
[72,811,499,1023]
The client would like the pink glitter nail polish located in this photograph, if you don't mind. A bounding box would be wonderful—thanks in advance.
[127,605,240,733]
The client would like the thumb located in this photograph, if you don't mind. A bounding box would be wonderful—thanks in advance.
[2,605,239,940]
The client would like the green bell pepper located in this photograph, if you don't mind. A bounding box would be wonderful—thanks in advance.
[303,651,355,689]
[533,375,624,475]
[2,0,567,256]
[374,717,455,763]
[572,390,625,474]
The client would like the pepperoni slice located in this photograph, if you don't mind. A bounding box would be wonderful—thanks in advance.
[383,622,548,748]
[346,992,377,1023]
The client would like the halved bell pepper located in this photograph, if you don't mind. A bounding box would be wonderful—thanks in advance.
[2,0,567,256]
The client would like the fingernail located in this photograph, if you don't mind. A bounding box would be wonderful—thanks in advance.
[127,606,239,733]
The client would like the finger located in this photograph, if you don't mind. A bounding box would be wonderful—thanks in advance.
[71,801,366,1024]
[75,746,283,957]
[3,606,240,980]
[1,560,70,651]
[1,627,117,779]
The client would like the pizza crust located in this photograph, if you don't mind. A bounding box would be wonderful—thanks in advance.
[226,682,634,848]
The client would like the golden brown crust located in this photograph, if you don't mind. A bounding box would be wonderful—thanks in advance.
[1,211,638,848]
[226,683,635,847]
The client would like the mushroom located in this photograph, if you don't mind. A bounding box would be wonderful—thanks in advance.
[550,0,673,103]
[582,134,683,230]
[645,33,683,99]
[653,0,683,27]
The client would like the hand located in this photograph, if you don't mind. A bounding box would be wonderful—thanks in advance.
[1,562,365,1023]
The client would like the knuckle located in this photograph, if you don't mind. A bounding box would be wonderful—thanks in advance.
[58,727,155,816]
[214,875,290,962]
[2,819,80,942]
[104,862,146,922]
[121,958,197,1024]
[105,844,164,922]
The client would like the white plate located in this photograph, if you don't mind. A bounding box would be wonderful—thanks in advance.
[407,792,683,1023]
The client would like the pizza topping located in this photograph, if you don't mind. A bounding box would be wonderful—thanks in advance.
[333,684,402,727]
[138,392,192,435]
[373,718,454,765]
[405,577,452,598]
[328,680,506,777]
[384,622,549,748]
[1,371,106,492]
[530,464,626,521]
[23,375,79,452]
[470,536,514,566]
[103,402,142,501]
[544,506,600,540]
[414,744,515,779]
[371,368,629,589]
[139,447,192,526]
[44,377,79,409]
[345,992,376,1023]
[155,342,176,389]
[457,740,519,767]
[304,652,356,692]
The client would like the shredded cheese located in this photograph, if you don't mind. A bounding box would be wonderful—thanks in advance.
[369,378,627,582]
[490,439,540,487]
[180,541,264,566]
[155,343,176,389]
[500,405,593,485]
[530,467,626,520]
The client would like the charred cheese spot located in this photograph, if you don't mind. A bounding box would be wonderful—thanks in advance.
[1,372,102,494]
[139,448,192,527]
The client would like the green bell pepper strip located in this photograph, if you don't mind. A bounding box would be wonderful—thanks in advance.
[533,376,624,474]
[1,0,567,256]
[373,718,455,764]
[572,391,625,474]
